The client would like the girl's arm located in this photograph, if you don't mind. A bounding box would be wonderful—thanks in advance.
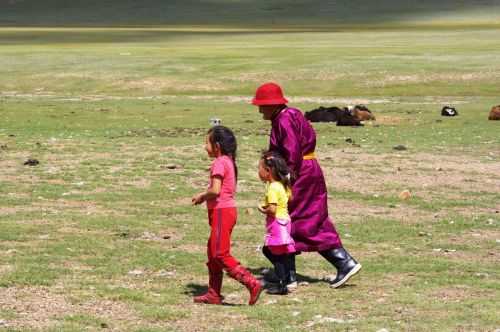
[192,176,222,205]
[258,203,277,217]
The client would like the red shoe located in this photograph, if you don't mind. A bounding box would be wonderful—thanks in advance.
[228,265,262,305]
[194,269,223,305]
[193,289,223,305]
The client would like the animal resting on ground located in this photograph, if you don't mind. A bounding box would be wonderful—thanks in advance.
[304,105,375,126]
[351,105,375,121]
[489,105,500,120]
[441,106,458,116]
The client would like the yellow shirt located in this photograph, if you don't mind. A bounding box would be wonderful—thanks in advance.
[263,181,291,220]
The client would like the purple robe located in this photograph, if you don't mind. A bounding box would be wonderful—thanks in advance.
[269,107,342,252]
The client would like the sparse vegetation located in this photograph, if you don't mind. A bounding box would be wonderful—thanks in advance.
[1,2,499,331]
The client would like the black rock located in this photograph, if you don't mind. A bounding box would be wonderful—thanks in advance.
[393,145,407,151]
[23,158,39,166]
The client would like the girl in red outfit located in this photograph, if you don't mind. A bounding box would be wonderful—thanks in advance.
[191,125,262,305]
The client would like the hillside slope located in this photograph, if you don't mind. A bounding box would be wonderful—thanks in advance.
[1,0,500,27]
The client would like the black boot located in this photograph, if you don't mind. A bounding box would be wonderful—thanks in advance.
[266,255,288,295]
[266,279,288,295]
[319,247,362,288]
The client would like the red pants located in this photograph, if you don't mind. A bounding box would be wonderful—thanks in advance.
[206,208,240,272]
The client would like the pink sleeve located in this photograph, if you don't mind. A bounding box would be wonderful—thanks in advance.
[211,159,225,178]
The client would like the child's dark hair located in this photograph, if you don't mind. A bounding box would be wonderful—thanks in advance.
[207,125,238,181]
[261,150,292,195]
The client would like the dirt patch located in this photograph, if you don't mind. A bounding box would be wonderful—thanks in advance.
[170,303,252,332]
[34,199,119,217]
[117,77,227,93]
[321,150,500,206]
[0,286,162,331]
[366,71,500,88]
[328,198,435,224]
[428,285,495,303]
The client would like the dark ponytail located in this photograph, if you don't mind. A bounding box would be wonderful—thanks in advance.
[261,150,292,197]
[207,126,238,181]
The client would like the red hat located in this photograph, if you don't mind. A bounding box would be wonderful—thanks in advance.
[252,82,288,106]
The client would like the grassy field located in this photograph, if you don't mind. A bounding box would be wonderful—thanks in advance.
[1,6,500,331]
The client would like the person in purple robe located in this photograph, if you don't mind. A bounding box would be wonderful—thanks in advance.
[252,82,362,289]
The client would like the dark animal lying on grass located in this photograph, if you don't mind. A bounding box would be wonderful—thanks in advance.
[441,106,458,116]
[304,106,343,122]
[489,105,500,120]
[352,105,375,121]
[304,106,362,126]
[337,108,362,126]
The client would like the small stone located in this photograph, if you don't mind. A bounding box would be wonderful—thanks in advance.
[345,138,353,143]
[292,311,301,317]
[298,281,309,286]
[436,167,443,171]
[444,249,456,253]
[0,319,7,326]
[377,329,390,332]
[265,299,278,305]
[100,322,108,329]
[393,145,407,151]
[23,158,39,166]
[399,190,411,200]
[128,269,144,276]
[165,164,178,169]
[313,315,323,319]
[433,248,442,252]
[156,270,175,277]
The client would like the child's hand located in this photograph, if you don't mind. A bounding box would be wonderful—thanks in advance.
[191,193,205,205]
[257,205,267,214]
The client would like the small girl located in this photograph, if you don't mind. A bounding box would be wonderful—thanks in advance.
[191,125,262,305]
[258,151,295,295]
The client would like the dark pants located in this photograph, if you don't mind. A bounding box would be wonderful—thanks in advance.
[262,246,292,283]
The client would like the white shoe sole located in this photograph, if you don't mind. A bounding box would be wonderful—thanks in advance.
[286,281,298,292]
[330,263,362,288]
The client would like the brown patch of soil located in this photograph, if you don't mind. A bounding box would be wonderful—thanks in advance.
[321,150,500,206]
[0,286,161,331]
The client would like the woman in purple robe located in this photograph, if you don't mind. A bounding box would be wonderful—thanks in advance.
[252,82,362,289]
